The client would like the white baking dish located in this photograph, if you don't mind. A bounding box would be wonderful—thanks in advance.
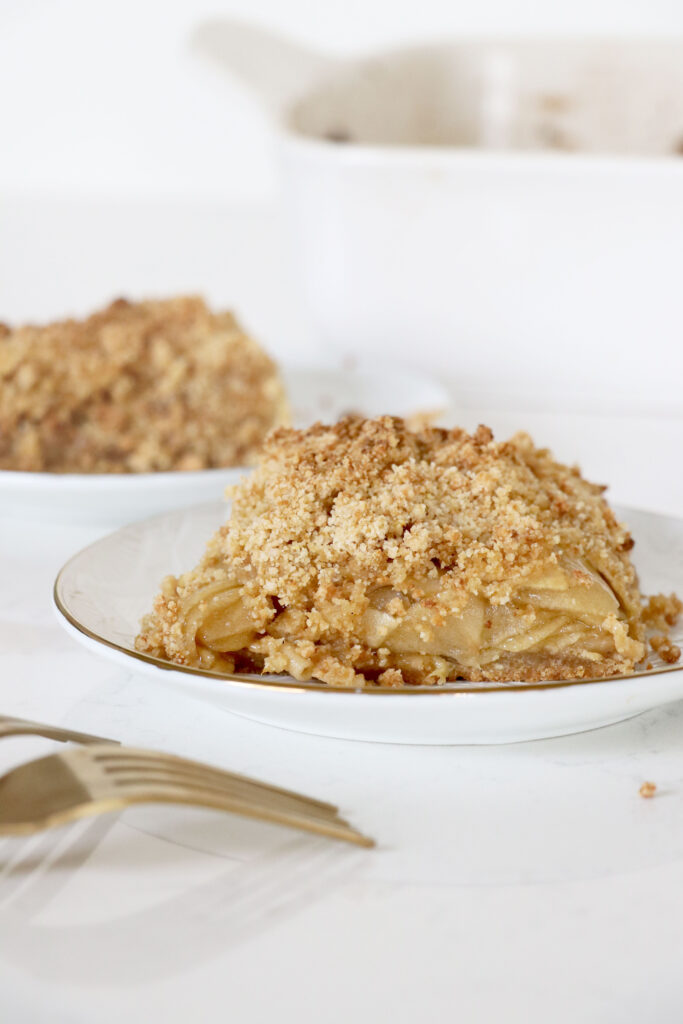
[194,27,683,413]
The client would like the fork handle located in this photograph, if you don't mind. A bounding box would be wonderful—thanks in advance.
[0,720,118,745]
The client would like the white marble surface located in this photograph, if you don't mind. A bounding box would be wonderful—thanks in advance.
[1,196,683,1022]
[1,417,683,1023]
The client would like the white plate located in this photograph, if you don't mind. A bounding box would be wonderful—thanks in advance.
[0,364,448,527]
[54,501,683,745]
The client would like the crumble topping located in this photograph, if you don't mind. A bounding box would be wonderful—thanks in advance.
[0,296,287,473]
[639,781,657,798]
[136,416,678,687]
[222,417,638,610]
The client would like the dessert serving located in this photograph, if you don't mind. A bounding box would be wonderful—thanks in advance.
[0,296,287,473]
[136,416,680,687]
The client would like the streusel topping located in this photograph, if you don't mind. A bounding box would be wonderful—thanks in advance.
[0,296,287,473]
[223,416,637,610]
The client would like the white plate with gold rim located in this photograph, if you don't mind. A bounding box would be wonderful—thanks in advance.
[0,364,448,527]
[53,500,683,745]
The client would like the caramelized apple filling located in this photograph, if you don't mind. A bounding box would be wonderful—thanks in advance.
[354,559,637,670]
[157,556,643,683]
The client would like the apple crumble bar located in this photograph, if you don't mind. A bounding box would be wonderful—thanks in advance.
[0,296,287,473]
[136,416,679,687]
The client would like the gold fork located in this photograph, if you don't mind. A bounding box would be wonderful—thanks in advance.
[0,714,117,745]
[0,744,374,847]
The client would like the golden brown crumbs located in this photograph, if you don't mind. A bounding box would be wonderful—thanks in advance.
[642,593,683,632]
[0,296,287,473]
[639,781,657,799]
[220,416,638,612]
[376,668,405,688]
[650,634,681,664]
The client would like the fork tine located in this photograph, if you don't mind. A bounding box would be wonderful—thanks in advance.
[0,747,375,847]
[101,765,343,823]
[0,785,373,846]
[102,771,356,831]
[111,787,374,847]
[91,748,338,814]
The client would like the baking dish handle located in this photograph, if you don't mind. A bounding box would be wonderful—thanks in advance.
[189,18,340,115]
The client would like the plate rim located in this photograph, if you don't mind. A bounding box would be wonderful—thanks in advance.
[0,465,246,491]
[53,500,683,699]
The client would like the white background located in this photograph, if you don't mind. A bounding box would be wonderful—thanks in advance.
[2,7,683,1022]
[3,0,683,202]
